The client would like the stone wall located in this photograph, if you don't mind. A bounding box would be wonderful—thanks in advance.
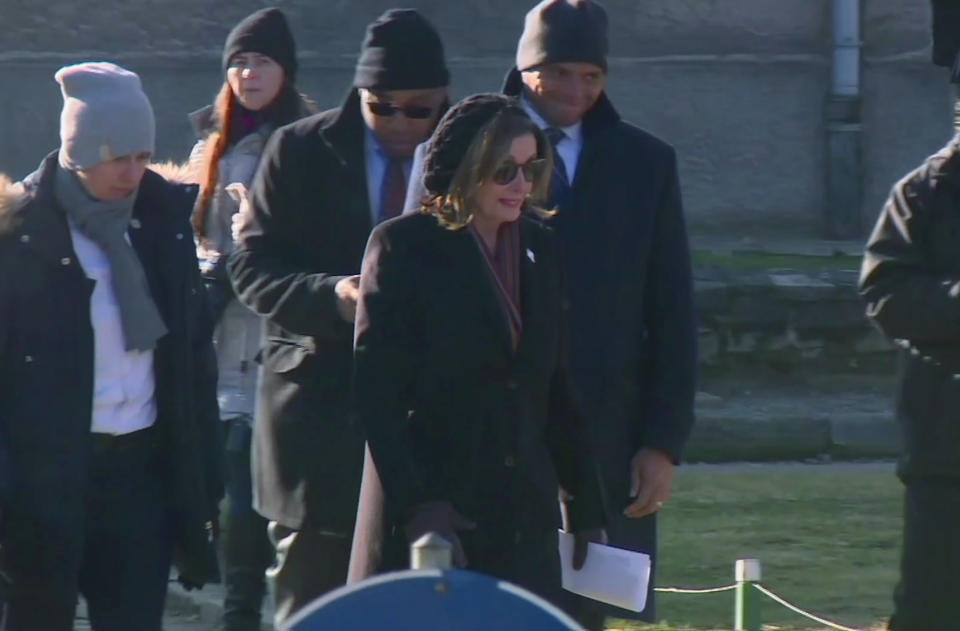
[0,0,952,238]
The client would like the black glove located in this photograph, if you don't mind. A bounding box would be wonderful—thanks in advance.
[404,501,476,568]
[572,527,608,571]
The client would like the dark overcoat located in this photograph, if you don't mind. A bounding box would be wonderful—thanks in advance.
[0,153,222,591]
[503,70,698,619]
[860,135,960,479]
[348,212,606,601]
[226,90,374,532]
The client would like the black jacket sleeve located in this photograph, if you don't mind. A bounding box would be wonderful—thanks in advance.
[353,225,430,518]
[179,184,224,512]
[227,126,351,337]
[545,304,607,531]
[637,148,697,462]
[860,161,960,365]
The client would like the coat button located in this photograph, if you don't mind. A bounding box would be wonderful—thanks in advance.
[130,219,142,229]
[19,234,30,243]
[176,233,184,240]
[61,257,71,265]
[24,355,33,363]
[504,455,515,467]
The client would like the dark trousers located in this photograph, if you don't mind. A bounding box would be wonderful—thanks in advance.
[220,417,273,631]
[267,523,352,628]
[889,477,960,631]
[1,428,171,631]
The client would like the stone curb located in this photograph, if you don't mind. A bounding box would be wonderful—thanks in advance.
[685,413,900,462]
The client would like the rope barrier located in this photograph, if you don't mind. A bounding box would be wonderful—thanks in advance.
[753,583,862,631]
[654,584,737,595]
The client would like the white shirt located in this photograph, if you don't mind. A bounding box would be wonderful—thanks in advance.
[521,97,584,183]
[364,128,413,225]
[69,225,157,435]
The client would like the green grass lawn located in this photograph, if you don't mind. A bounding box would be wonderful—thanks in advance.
[608,464,902,631]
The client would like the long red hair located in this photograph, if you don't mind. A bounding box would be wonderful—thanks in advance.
[193,83,236,242]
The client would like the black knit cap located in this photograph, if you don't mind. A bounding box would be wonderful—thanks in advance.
[516,0,609,72]
[222,8,298,80]
[423,93,526,196]
[354,9,450,91]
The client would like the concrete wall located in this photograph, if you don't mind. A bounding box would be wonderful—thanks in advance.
[0,0,951,238]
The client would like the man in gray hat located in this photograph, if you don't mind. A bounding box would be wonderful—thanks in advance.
[0,61,221,631]
[403,1,696,627]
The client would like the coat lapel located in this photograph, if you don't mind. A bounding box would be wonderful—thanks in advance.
[17,156,89,282]
[514,220,546,368]
[320,90,374,235]
[444,226,516,356]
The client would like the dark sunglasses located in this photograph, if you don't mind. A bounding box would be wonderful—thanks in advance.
[491,158,548,185]
[365,101,437,120]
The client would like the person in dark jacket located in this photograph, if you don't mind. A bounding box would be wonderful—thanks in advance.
[187,8,314,631]
[0,62,221,631]
[402,1,697,627]
[349,94,606,605]
[860,133,960,630]
[226,8,449,627]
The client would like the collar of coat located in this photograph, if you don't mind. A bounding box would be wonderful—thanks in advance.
[316,87,452,170]
[928,133,960,192]
[0,151,196,242]
[501,66,621,137]
[188,92,319,140]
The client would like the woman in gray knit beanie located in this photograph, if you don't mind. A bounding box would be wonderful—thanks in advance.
[0,61,222,629]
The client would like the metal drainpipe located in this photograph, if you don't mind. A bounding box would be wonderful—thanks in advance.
[824,0,862,238]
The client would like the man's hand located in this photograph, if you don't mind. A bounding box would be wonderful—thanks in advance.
[335,275,361,323]
[573,527,608,571]
[624,448,675,519]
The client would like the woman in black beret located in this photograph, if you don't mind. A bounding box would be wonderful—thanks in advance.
[349,93,607,605]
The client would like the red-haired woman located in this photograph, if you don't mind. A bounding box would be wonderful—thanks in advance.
[187,8,313,631]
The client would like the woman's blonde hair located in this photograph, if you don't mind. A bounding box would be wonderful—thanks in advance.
[422,110,555,230]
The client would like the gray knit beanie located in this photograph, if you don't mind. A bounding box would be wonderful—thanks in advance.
[516,0,609,72]
[55,62,156,170]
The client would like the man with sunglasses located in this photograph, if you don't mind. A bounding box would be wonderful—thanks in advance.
[406,1,696,627]
[227,8,449,627]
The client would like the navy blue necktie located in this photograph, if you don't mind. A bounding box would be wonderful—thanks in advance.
[545,127,571,209]
[378,157,406,224]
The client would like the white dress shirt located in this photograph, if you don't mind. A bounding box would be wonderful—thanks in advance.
[521,97,584,183]
[69,225,157,435]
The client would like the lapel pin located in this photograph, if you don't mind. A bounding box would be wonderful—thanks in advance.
[526,248,536,263]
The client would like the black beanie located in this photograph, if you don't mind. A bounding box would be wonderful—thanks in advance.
[423,94,526,196]
[516,0,609,72]
[223,8,298,80]
[354,9,450,91]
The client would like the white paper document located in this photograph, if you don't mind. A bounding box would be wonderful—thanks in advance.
[557,530,651,612]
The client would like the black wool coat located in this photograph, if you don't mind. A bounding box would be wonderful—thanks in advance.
[348,212,606,601]
[505,70,696,542]
[227,90,376,532]
[860,134,960,480]
[0,153,222,588]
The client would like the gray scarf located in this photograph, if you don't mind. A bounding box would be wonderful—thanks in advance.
[55,164,168,352]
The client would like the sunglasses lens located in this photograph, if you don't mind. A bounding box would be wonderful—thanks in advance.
[367,102,434,119]
[367,102,396,117]
[521,160,547,183]
[404,106,434,119]
[492,163,519,185]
